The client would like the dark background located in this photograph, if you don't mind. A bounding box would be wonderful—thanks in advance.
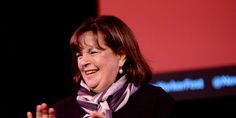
[5,1,97,118]
[5,1,235,118]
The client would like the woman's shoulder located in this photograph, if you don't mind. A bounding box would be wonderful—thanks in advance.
[133,83,175,103]
[139,83,170,95]
[51,94,86,118]
[52,94,77,110]
[115,83,177,118]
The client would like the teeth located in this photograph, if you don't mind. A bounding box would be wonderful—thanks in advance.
[85,70,97,75]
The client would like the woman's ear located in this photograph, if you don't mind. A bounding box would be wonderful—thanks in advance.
[118,53,126,67]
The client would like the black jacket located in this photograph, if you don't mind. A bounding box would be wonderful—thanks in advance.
[52,83,176,118]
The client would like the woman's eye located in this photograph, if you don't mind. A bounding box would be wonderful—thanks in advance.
[90,51,98,54]
[76,52,82,57]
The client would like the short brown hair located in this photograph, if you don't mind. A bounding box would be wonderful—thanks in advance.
[70,15,152,87]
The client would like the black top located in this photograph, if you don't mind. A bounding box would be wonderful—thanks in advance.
[52,83,176,118]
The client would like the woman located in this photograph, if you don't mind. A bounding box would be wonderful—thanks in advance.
[27,15,176,118]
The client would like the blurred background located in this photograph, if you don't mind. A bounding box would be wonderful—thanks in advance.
[5,0,236,118]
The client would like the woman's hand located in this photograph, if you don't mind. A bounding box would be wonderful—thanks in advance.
[27,103,55,118]
[90,111,106,118]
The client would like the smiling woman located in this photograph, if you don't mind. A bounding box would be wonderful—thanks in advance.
[75,31,125,93]
[27,15,176,118]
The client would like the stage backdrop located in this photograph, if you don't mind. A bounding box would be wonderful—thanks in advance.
[99,0,236,73]
[99,0,236,101]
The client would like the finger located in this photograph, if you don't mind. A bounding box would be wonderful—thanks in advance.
[41,103,49,118]
[27,112,33,118]
[90,111,105,118]
[48,108,56,118]
[36,104,42,118]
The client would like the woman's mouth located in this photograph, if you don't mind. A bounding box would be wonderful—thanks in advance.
[84,69,99,76]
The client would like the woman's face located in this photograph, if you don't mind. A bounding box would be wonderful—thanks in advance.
[77,31,126,93]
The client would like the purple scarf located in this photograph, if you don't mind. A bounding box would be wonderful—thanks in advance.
[76,75,139,118]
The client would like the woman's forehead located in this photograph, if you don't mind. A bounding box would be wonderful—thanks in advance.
[80,32,98,46]
[78,31,106,49]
